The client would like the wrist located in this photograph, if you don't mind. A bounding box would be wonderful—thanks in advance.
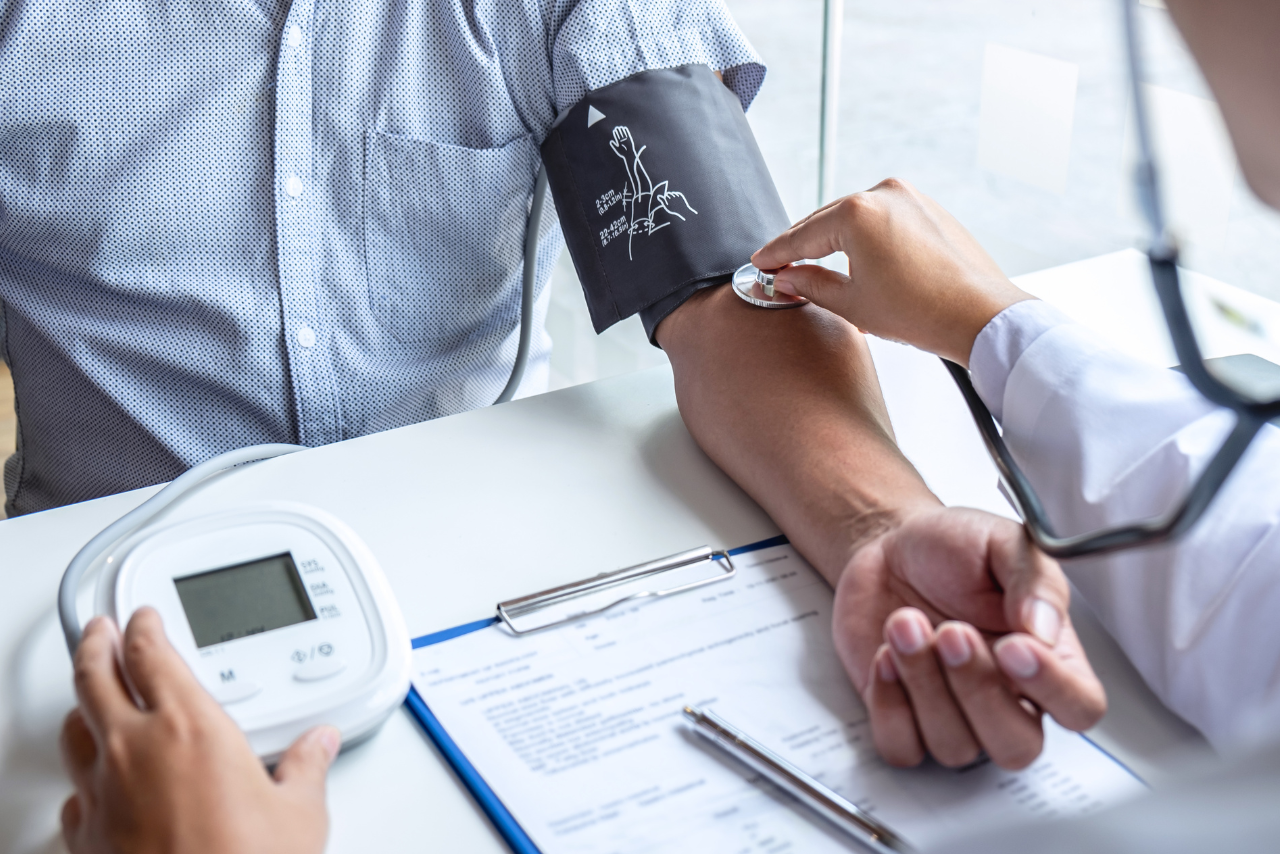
[947,284,1035,369]
[657,283,943,586]
[825,496,938,588]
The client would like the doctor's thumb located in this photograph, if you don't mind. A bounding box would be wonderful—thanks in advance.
[772,264,852,312]
[990,528,1069,649]
[274,725,341,793]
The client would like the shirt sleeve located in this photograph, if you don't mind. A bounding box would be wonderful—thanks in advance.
[969,299,1280,749]
[548,0,765,117]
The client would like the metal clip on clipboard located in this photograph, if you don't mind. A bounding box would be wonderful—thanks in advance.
[496,546,735,635]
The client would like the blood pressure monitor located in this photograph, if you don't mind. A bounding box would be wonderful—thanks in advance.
[59,445,411,762]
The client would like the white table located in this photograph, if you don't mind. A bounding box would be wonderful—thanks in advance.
[3,249,1259,854]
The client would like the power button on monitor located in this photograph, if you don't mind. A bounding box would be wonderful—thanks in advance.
[294,653,346,682]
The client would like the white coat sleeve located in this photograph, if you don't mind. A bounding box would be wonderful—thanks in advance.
[968,299,1280,749]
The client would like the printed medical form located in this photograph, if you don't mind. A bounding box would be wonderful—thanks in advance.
[412,545,1145,852]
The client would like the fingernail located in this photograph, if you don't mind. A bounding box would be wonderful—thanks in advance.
[876,651,898,682]
[1027,598,1062,647]
[887,613,927,655]
[316,726,342,761]
[773,276,797,296]
[996,637,1040,680]
[936,625,972,668]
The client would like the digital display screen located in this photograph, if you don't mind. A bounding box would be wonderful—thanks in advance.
[174,553,316,648]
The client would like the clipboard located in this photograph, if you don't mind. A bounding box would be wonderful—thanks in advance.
[403,534,789,854]
[404,533,1144,853]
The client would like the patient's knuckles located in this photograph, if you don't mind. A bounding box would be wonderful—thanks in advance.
[989,732,1044,771]
[1082,694,1108,729]
[929,736,981,769]
[1055,687,1108,732]
[869,710,926,768]
[877,736,926,769]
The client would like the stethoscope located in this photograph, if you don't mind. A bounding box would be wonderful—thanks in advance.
[942,0,1280,558]
[495,165,549,405]
[729,0,1280,559]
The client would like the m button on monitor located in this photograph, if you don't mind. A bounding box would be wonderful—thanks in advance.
[211,671,262,705]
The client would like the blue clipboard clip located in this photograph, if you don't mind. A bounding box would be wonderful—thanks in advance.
[495,546,735,635]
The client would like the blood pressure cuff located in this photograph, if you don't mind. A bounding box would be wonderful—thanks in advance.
[541,64,791,343]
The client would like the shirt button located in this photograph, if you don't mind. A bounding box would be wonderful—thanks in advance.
[286,24,303,48]
[296,325,316,348]
[285,174,304,198]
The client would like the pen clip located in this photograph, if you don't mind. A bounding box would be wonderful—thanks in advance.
[683,706,916,854]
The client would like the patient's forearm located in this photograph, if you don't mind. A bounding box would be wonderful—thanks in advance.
[655,284,940,585]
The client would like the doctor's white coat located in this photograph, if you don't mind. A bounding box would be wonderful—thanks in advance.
[968,299,1280,750]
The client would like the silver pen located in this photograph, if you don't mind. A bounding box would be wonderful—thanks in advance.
[683,706,915,854]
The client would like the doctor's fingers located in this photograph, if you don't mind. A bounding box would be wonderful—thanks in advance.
[754,178,932,272]
[60,795,85,852]
[934,622,1045,770]
[751,195,852,271]
[122,608,215,714]
[59,708,98,799]
[994,627,1108,733]
[72,616,142,738]
[884,608,983,768]
[769,264,860,317]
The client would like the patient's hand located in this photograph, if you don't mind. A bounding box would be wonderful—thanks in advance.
[655,282,1103,772]
[836,507,1106,769]
[60,609,337,854]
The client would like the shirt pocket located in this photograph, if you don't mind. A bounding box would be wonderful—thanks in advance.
[363,130,539,347]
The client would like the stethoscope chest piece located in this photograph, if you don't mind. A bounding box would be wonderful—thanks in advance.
[732,263,809,309]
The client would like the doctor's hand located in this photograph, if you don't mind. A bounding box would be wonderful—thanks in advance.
[834,507,1106,770]
[60,609,338,854]
[751,178,1033,367]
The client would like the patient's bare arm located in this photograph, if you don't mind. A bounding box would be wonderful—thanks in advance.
[656,286,1106,769]
[658,285,928,574]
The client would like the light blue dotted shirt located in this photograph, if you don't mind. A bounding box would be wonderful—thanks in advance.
[0,0,764,515]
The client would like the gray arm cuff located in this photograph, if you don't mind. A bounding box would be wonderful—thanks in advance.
[541,64,790,343]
